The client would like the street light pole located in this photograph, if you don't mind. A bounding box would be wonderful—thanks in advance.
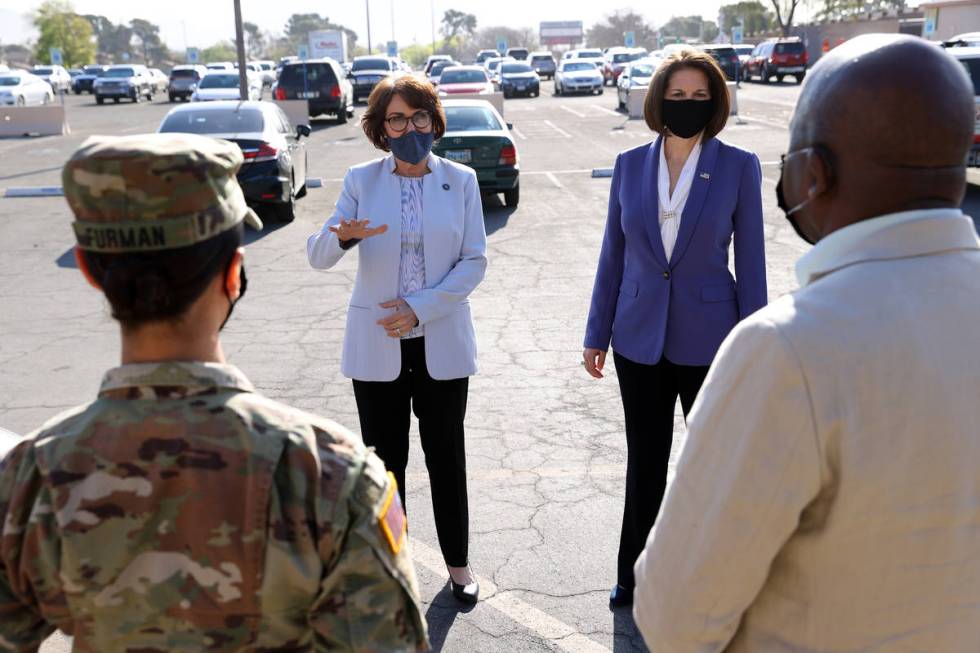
[430,0,436,55]
[233,0,248,100]
[366,0,373,54]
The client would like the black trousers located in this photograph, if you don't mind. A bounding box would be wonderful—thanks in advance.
[613,352,710,589]
[352,337,470,567]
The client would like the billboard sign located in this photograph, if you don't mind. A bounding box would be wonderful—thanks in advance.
[540,21,584,46]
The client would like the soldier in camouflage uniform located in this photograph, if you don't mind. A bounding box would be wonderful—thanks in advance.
[0,133,429,652]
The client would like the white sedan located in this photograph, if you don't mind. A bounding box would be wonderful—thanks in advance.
[192,71,262,102]
[0,71,55,106]
[554,60,604,96]
[617,58,659,110]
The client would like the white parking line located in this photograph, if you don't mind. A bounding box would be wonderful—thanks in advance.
[523,169,594,176]
[591,105,621,117]
[511,125,528,140]
[544,120,573,138]
[411,539,612,653]
[738,113,789,131]
[560,105,586,118]
[545,172,564,188]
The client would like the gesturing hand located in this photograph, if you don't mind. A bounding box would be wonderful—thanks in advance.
[583,348,607,379]
[378,299,419,338]
[328,218,388,242]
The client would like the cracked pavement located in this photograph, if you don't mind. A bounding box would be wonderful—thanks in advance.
[1,82,976,653]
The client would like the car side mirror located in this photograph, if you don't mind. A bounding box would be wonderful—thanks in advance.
[297,124,312,138]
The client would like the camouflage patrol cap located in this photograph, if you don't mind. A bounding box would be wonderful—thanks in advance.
[64,133,263,253]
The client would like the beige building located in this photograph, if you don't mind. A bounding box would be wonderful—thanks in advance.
[920,0,980,41]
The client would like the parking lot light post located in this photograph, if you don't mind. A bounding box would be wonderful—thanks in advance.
[233,0,248,100]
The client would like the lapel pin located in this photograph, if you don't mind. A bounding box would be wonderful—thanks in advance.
[442,183,450,190]
[700,172,710,180]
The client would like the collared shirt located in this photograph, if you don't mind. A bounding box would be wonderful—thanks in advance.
[795,208,964,287]
[657,137,702,261]
[0,361,428,652]
[398,175,426,339]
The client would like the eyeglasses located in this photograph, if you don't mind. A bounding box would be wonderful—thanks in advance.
[385,110,432,133]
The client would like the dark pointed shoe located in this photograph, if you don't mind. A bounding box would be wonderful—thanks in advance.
[609,584,633,609]
[450,578,479,605]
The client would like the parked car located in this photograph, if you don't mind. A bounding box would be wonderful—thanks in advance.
[733,44,754,79]
[32,64,71,93]
[475,49,499,65]
[72,64,108,94]
[746,37,808,84]
[168,64,207,102]
[424,54,454,76]
[148,68,169,94]
[484,57,515,87]
[94,65,154,104]
[498,62,540,98]
[554,60,603,96]
[433,99,519,207]
[428,59,459,86]
[192,71,262,102]
[349,55,399,103]
[944,32,980,47]
[68,68,83,79]
[603,47,646,86]
[617,58,657,110]
[0,71,55,106]
[206,62,235,71]
[562,48,605,70]
[253,60,278,87]
[948,46,980,167]
[437,66,495,96]
[158,100,310,222]
[273,59,353,123]
[529,52,557,80]
[505,47,530,61]
[699,44,740,81]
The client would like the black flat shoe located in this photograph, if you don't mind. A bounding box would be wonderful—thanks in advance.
[450,578,479,605]
[609,584,633,608]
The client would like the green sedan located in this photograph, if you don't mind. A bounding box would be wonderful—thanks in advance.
[433,99,520,207]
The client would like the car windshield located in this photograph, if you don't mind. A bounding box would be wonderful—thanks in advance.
[83,66,104,74]
[612,53,634,63]
[353,58,389,71]
[709,48,737,58]
[0,77,21,86]
[501,64,533,74]
[959,58,980,95]
[279,63,335,86]
[774,42,804,54]
[160,108,265,134]
[34,67,54,75]
[444,106,501,132]
[578,52,602,59]
[199,74,239,89]
[487,60,504,71]
[170,69,199,79]
[440,70,487,84]
[531,56,552,63]
[563,62,596,72]
[105,68,135,77]
[734,45,754,54]
[630,63,655,77]
[431,61,455,75]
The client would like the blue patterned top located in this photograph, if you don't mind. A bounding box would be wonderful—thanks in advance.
[398,176,425,339]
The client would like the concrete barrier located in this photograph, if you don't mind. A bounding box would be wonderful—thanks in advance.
[0,106,70,137]
[727,81,739,117]
[628,88,647,120]
[273,100,311,129]
[440,92,505,116]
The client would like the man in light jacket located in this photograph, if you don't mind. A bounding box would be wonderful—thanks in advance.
[633,34,980,652]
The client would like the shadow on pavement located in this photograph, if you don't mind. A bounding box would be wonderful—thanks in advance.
[0,165,65,182]
[424,583,476,651]
[482,194,516,236]
[611,608,650,653]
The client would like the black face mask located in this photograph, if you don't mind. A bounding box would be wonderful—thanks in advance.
[661,99,714,139]
[775,170,817,245]
[219,263,247,332]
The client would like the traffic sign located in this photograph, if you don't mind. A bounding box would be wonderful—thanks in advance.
[387,41,398,57]
[624,31,635,48]
[298,44,309,60]
[49,47,63,66]
[187,47,199,64]
[496,38,507,54]
[732,26,743,44]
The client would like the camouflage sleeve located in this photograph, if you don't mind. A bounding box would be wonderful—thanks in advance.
[310,450,429,652]
[0,441,57,652]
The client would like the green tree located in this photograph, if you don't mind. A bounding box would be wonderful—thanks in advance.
[33,0,96,67]
[243,21,266,58]
[659,15,706,40]
[130,18,167,65]
[586,10,658,49]
[283,13,358,53]
[201,41,238,63]
[719,1,774,37]
[470,26,538,57]
[441,10,477,41]
[82,15,132,63]
[818,0,905,20]
[769,0,803,36]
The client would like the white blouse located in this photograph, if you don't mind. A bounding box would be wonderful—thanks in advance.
[657,138,702,261]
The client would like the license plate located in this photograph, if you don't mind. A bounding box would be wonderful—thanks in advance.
[298,91,319,99]
[968,149,980,167]
[444,149,471,163]
[517,84,526,91]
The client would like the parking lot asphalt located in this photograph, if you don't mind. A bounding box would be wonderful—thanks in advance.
[3,79,976,653]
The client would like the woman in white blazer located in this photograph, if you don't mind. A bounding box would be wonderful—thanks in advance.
[307,75,487,604]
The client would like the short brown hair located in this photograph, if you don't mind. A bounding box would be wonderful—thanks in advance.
[644,49,731,140]
[361,76,447,151]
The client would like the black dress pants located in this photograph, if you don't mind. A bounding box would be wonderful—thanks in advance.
[352,337,470,567]
[613,352,710,589]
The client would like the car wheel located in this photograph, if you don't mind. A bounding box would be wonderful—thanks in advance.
[168,93,175,102]
[42,93,52,105]
[597,87,604,95]
[776,74,785,83]
[763,65,771,83]
[335,104,348,124]
[503,184,519,208]
[15,95,25,106]
[795,74,805,84]
[95,96,104,105]
[274,196,295,223]
[113,97,120,104]
[132,91,141,103]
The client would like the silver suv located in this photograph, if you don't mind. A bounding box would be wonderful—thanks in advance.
[94,65,154,104]
[169,65,208,102]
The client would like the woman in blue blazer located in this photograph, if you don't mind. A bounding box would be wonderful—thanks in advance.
[583,50,767,608]
[307,76,487,604]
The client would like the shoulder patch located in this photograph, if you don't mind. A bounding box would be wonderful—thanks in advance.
[378,472,407,555]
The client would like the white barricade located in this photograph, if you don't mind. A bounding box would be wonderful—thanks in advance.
[727,81,739,117]
[273,100,311,129]
[0,106,70,137]
[440,92,505,117]
[628,89,647,120]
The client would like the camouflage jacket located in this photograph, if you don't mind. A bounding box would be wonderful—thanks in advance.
[0,362,429,652]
